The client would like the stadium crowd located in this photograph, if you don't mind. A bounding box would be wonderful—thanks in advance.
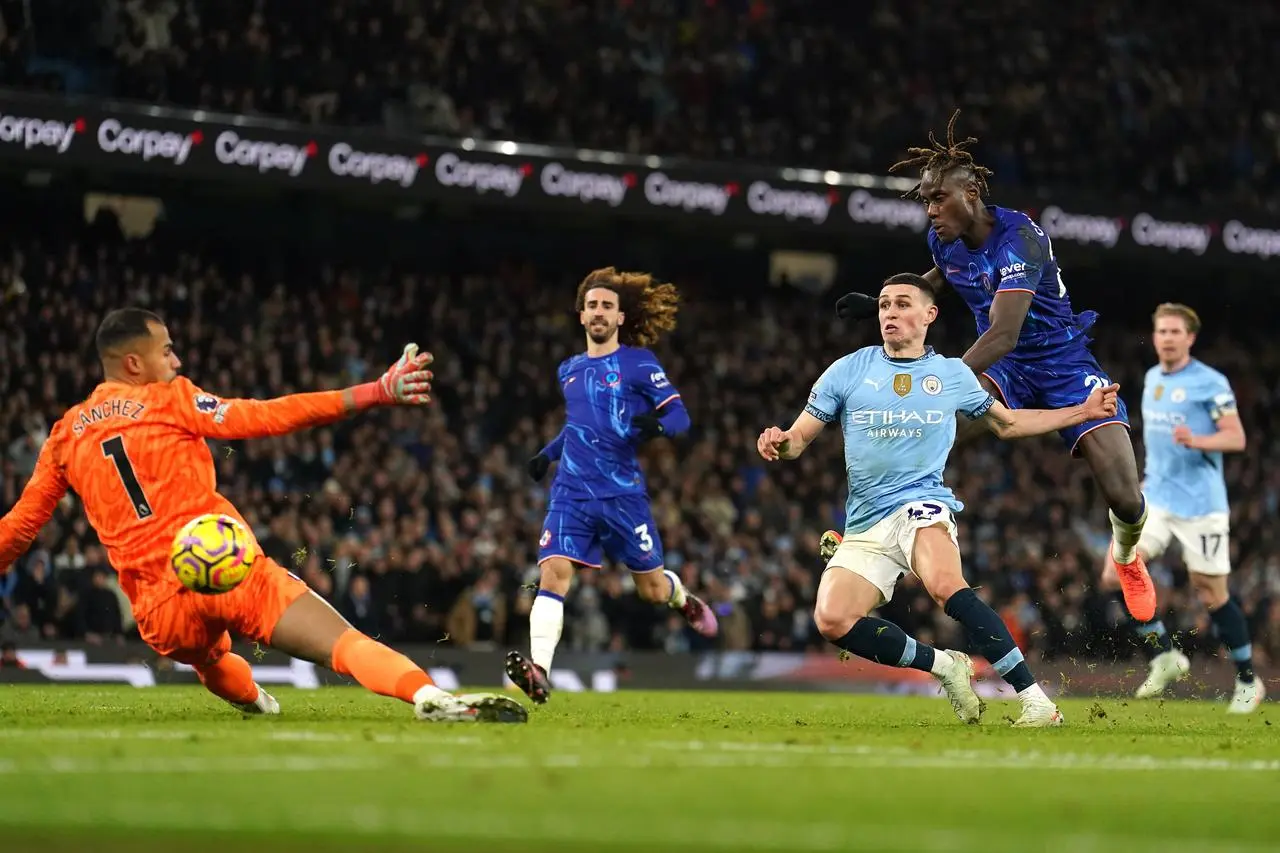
[1,206,1279,670]
[6,0,1279,211]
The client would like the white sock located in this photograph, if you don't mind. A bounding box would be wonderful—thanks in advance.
[1109,499,1148,565]
[663,569,687,608]
[1016,682,1049,703]
[529,592,565,672]
[929,650,953,677]
[412,684,451,705]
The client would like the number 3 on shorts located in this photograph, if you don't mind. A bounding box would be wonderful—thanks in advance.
[634,524,654,553]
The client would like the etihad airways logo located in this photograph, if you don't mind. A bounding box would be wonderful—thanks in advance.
[97,118,201,164]
[0,112,83,154]
[851,409,947,426]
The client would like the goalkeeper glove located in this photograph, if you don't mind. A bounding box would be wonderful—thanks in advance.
[835,291,878,321]
[527,453,551,482]
[352,343,434,409]
[632,412,666,441]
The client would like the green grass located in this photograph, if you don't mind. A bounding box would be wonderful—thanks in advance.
[0,686,1276,852]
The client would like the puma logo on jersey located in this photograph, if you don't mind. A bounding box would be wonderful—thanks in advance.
[864,377,887,391]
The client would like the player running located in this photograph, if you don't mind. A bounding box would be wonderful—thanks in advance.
[0,308,526,724]
[762,274,1119,727]
[506,267,718,704]
[1106,304,1261,713]
[837,111,1156,623]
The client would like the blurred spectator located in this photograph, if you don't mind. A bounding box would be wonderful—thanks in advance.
[0,202,1276,672]
[6,1,1278,210]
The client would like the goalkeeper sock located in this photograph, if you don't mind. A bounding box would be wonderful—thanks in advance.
[944,588,1036,692]
[832,617,936,672]
[194,652,260,705]
[330,629,434,703]
[529,590,565,673]
[1109,497,1147,565]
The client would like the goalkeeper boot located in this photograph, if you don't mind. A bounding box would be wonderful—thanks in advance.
[505,650,552,705]
[413,685,528,723]
[230,684,280,715]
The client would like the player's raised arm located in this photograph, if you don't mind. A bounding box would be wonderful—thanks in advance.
[759,359,845,461]
[0,423,70,572]
[959,226,1045,375]
[981,383,1119,440]
[171,344,434,441]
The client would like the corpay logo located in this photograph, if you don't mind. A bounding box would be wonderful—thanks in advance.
[643,172,734,215]
[1039,206,1123,247]
[1131,212,1213,256]
[847,190,929,232]
[329,143,426,187]
[1223,221,1280,260]
[215,131,314,176]
[746,181,833,224]
[434,152,528,197]
[98,118,201,164]
[541,162,632,206]
[0,112,82,154]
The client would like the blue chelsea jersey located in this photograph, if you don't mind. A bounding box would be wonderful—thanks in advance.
[1141,359,1236,517]
[930,206,1097,355]
[550,345,680,500]
[806,346,995,534]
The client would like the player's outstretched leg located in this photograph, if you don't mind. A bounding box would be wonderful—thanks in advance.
[633,567,718,638]
[910,527,1062,727]
[268,587,527,723]
[187,637,280,715]
[1077,426,1156,622]
[817,532,982,724]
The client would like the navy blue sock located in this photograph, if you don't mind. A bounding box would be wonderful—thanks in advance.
[1112,495,1147,525]
[944,588,1036,692]
[832,617,936,673]
[1209,599,1255,683]
[1118,592,1174,656]
[1132,618,1175,655]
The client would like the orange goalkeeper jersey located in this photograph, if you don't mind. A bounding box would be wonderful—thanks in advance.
[0,377,348,612]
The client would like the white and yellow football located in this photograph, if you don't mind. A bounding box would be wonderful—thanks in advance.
[171,513,257,594]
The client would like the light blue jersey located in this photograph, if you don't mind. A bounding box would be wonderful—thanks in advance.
[806,346,996,534]
[1141,359,1236,517]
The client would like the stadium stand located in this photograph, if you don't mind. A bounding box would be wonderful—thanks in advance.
[6,0,1279,210]
[0,190,1277,669]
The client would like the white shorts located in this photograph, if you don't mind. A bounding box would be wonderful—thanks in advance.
[825,500,959,603]
[1138,505,1231,576]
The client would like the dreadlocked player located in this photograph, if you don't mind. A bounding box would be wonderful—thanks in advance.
[835,111,1156,624]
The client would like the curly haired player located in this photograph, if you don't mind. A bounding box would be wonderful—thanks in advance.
[835,111,1156,623]
[507,267,718,704]
[0,308,526,723]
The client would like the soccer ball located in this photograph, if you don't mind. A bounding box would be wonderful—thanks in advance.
[171,513,257,594]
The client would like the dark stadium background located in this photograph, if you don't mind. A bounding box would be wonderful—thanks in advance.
[2,0,1278,685]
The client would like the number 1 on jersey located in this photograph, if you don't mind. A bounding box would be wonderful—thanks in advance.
[102,435,154,520]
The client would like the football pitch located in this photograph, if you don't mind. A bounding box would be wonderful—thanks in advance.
[0,687,1276,852]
